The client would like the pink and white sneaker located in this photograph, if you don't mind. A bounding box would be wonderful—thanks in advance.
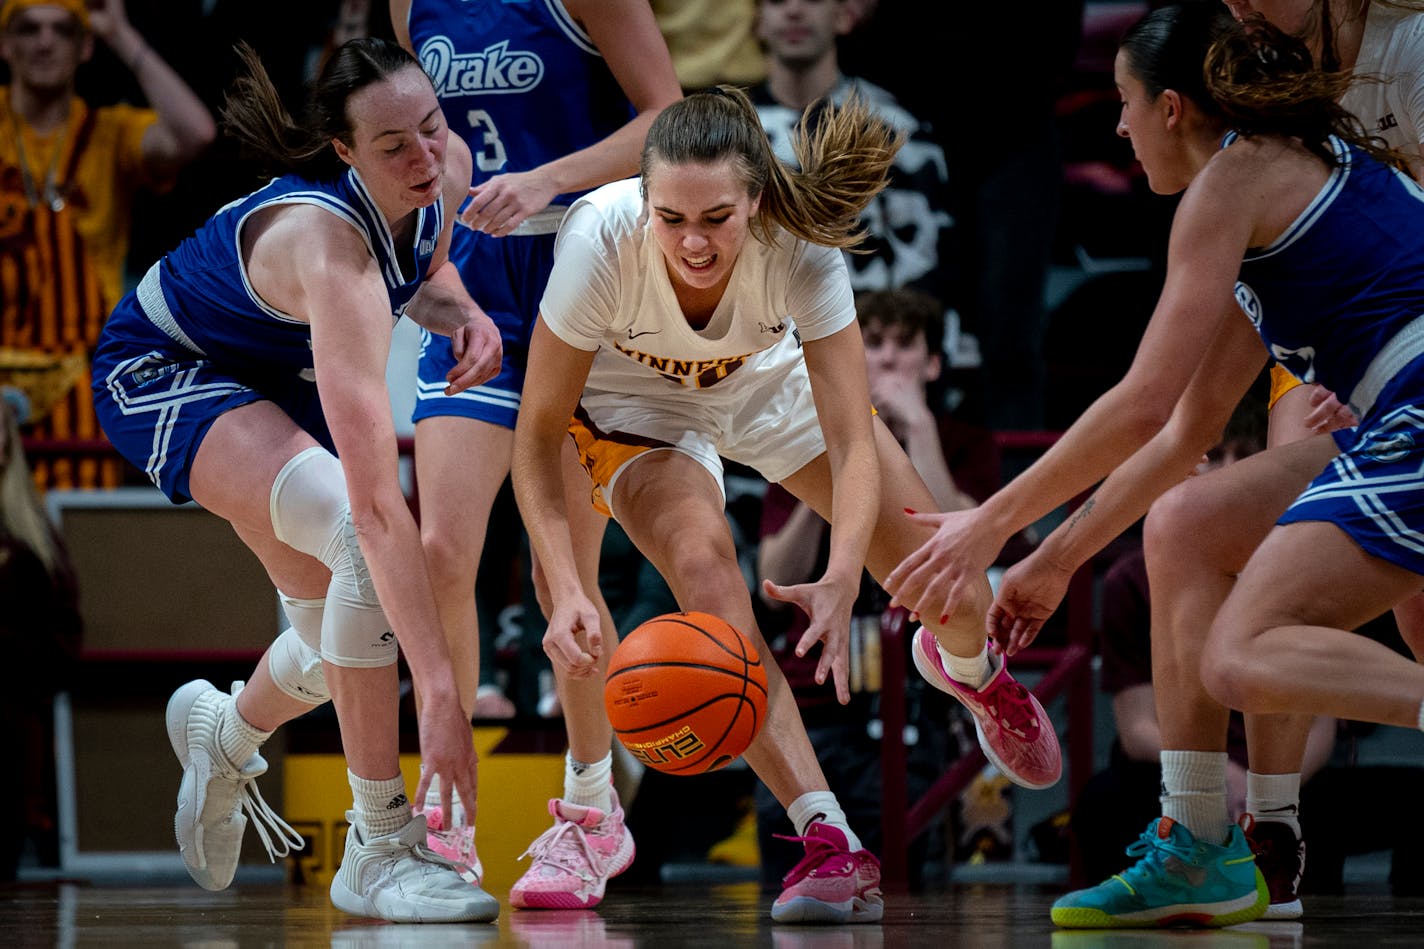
[509,793,636,910]
[420,803,483,885]
[911,627,1062,790]
[771,823,883,924]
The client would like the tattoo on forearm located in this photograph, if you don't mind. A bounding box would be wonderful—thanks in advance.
[1065,498,1095,532]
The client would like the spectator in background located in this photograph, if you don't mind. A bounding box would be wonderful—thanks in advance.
[750,0,955,323]
[0,0,214,490]
[837,0,1085,429]
[754,287,998,887]
[0,390,81,880]
[651,0,764,93]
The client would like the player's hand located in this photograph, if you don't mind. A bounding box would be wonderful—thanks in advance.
[761,575,857,704]
[413,689,479,823]
[1303,384,1357,434]
[460,170,559,236]
[986,548,1074,656]
[445,307,502,393]
[884,507,1007,629]
[542,595,605,679]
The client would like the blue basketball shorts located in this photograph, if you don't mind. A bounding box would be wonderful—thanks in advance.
[411,227,556,430]
[1280,400,1424,575]
[92,295,331,504]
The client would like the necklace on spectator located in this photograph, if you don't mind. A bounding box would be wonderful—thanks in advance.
[10,118,68,212]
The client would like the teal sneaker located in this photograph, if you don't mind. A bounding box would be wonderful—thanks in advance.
[1052,817,1268,928]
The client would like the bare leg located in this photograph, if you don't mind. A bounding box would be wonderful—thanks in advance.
[536,436,617,765]
[1142,437,1337,768]
[1207,521,1424,726]
[190,402,407,780]
[612,450,828,807]
[1389,591,1424,662]
[414,416,514,718]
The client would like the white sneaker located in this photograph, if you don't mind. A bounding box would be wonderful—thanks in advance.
[330,811,500,923]
[166,679,304,890]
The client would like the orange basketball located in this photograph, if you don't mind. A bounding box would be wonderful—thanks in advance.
[604,611,770,775]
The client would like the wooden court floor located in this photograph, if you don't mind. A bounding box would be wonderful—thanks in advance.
[4,879,1422,948]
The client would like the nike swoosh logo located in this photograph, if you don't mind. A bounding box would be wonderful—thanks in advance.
[628,329,661,339]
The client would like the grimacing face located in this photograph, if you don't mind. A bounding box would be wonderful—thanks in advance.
[645,158,760,297]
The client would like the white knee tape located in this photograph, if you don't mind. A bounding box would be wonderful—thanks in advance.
[268,626,329,704]
[269,447,396,668]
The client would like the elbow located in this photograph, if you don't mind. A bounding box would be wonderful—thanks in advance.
[1107,376,1177,444]
[1163,407,1231,468]
[1122,396,1176,443]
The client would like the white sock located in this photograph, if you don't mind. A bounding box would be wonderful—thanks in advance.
[348,770,410,838]
[218,698,270,768]
[787,791,863,851]
[1160,750,1231,846]
[1246,771,1301,834]
[1418,699,1424,733]
[564,752,614,812]
[937,640,993,690]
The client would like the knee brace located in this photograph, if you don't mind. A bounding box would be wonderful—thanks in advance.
[267,624,329,705]
[269,447,397,669]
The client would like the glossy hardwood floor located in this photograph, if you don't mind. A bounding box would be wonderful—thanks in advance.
[4,879,1422,948]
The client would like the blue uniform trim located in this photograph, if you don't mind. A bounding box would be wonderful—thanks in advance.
[540,0,598,55]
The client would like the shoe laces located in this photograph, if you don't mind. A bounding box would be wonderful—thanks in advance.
[1117,825,1193,887]
[774,831,853,886]
[231,763,305,862]
[520,817,607,880]
[214,681,304,862]
[359,815,466,877]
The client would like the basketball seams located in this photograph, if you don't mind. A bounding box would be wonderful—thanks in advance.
[652,614,765,671]
[608,692,764,736]
[606,661,770,696]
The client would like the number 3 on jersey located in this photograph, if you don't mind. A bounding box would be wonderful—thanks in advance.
[467,109,507,173]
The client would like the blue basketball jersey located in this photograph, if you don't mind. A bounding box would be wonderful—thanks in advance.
[144,169,443,376]
[1233,134,1424,415]
[406,0,634,203]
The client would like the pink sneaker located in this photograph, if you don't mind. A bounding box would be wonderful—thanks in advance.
[771,823,883,924]
[421,803,483,885]
[911,627,1062,790]
[509,793,636,910]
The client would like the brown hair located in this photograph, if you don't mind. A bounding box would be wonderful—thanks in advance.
[639,84,904,250]
[855,287,945,357]
[1205,14,1413,169]
[220,37,426,180]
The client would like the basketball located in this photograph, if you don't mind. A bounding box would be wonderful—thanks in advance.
[604,611,770,775]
